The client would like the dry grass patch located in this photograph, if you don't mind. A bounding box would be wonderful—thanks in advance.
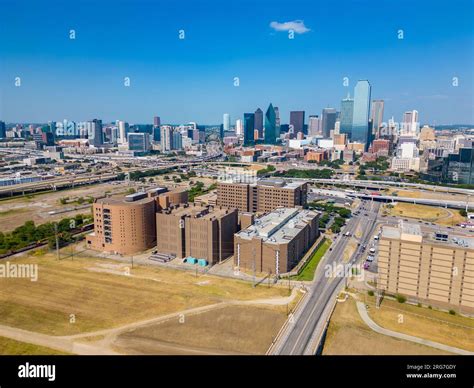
[0,336,67,355]
[114,305,287,355]
[322,297,449,355]
[0,254,288,336]
[365,296,474,351]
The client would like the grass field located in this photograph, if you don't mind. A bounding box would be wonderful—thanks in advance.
[0,182,132,232]
[0,253,288,336]
[383,202,465,225]
[113,305,286,355]
[322,297,450,355]
[0,336,66,355]
[292,238,331,281]
[365,295,474,351]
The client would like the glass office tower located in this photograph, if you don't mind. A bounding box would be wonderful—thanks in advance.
[264,103,278,145]
[339,95,354,139]
[351,80,371,146]
[243,113,255,146]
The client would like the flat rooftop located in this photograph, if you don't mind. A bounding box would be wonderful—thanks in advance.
[381,222,474,249]
[237,207,318,244]
[159,204,234,220]
[95,195,154,206]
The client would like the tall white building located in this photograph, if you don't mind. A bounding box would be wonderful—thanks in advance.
[235,119,243,136]
[160,125,173,151]
[308,115,322,136]
[223,113,230,132]
[117,120,129,144]
[401,110,419,136]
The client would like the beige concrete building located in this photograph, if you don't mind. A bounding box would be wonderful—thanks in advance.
[217,178,308,213]
[87,192,156,255]
[156,203,238,264]
[234,207,319,275]
[378,223,474,313]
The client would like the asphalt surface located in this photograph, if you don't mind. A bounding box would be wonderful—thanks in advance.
[275,200,381,355]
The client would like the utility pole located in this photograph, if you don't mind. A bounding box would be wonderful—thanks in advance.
[54,223,60,260]
[252,247,256,288]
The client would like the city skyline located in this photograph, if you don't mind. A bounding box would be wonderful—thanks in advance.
[0,0,473,124]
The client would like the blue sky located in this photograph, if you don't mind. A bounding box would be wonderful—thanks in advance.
[0,0,473,125]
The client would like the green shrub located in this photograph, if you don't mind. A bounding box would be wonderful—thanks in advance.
[367,290,374,296]
[396,294,406,303]
[449,309,456,315]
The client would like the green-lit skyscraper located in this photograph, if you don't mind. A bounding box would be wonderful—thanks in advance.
[264,103,279,144]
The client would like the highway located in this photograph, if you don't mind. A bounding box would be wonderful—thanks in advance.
[303,178,474,195]
[273,200,380,355]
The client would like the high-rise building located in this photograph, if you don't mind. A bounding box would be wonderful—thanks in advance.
[223,113,230,132]
[156,204,238,265]
[351,80,372,148]
[371,100,384,137]
[153,116,161,127]
[378,222,474,313]
[308,115,322,136]
[264,103,279,145]
[160,125,173,151]
[274,106,280,128]
[321,108,337,138]
[243,113,255,146]
[86,194,157,255]
[290,111,305,135]
[254,108,263,138]
[152,116,161,142]
[128,133,150,152]
[172,130,183,150]
[117,120,129,144]
[235,119,243,136]
[0,121,6,138]
[217,179,308,213]
[402,110,419,136]
[87,119,103,147]
[234,207,320,275]
[339,95,354,139]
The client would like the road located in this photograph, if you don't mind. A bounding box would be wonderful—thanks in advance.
[274,200,381,355]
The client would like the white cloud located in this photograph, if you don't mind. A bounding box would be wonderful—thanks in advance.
[269,20,311,34]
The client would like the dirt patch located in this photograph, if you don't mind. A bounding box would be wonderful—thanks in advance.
[114,305,286,355]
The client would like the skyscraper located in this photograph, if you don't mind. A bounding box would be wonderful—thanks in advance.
[339,95,354,139]
[290,111,305,135]
[402,110,419,136]
[243,113,255,146]
[153,116,161,142]
[254,108,263,138]
[264,103,279,145]
[308,115,322,136]
[321,108,337,138]
[117,120,129,144]
[274,107,280,128]
[87,119,103,147]
[371,100,384,138]
[235,119,243,136]
[351,80,372,148]
[223,113,230,132]
[160,125,173,151]
[0,121,6,138]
